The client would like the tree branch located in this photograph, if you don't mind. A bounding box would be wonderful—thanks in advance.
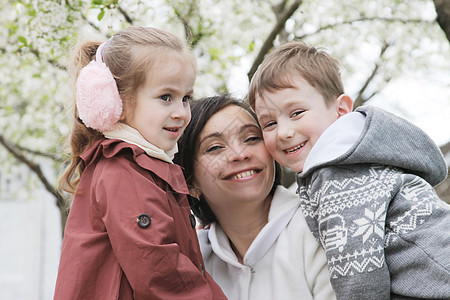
[0,134,65,211]
[14,143,66,163]
[171,2,205,47]
[118,5,133,25]
[65,1,102,34]
[29,47,66,71]
[296,17,434,40]
[353,41,391,108]
[434,0,450,42]
[440,140,450,155]
[247,0,302,81]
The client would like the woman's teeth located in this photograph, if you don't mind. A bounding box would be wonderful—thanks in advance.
[232,170,255,179]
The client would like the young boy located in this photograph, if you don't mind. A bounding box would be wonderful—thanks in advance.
[248,41,450,299]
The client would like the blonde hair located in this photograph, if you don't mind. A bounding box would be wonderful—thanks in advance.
[59,26,196,197]
[248,41,344,108]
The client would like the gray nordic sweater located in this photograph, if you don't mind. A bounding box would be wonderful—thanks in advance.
[297,106,450,300]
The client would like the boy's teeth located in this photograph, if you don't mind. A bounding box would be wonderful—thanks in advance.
[287,142,305,153]
[232,170,255,179]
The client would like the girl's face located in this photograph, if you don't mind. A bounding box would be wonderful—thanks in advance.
[193,105,275,210]
[126,52,195,151]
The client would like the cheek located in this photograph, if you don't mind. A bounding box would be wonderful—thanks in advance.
[262,132,277,150]
[185,109,192,124]
[255,141,273,160]
[193,158,215,188]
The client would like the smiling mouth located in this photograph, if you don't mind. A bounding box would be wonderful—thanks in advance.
[226,169,260,180]
[164,127,180,132]
[285,142,306,154]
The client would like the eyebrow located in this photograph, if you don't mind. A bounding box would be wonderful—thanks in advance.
[198,123,260,147]
[256,111,270,120]
[156,86,194,95]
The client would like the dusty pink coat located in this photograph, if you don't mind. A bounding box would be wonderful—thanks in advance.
[54,139,226,299]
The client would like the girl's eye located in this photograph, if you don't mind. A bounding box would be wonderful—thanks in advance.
[160,95,171,102]
[182,95,191,103]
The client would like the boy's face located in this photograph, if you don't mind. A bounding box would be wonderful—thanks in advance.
[254,76,342,173]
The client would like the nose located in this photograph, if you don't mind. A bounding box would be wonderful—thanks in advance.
[277,121,294,141]
[227,141,250,162]
[171,100,189,120]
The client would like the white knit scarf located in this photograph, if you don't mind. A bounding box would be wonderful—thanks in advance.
[103,122,177,163]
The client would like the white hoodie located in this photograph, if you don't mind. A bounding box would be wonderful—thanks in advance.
[197,185,336,300]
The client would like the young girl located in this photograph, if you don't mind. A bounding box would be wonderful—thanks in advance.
[54,26,226,299]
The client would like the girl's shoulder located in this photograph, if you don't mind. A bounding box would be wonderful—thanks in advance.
[81,138,189,194]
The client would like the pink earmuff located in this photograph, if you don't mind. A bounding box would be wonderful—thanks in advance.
[75,40,123,132]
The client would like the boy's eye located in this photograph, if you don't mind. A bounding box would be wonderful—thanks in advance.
[263,121,276,129]
[291,110,304,118]
[160,95,171,102]
[182,95,191,103]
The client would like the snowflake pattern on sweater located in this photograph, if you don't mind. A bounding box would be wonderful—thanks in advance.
[298,163,450,299]
[298,165,395,279]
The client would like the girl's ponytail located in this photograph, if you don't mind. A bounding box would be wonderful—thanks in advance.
[59,41,104,198]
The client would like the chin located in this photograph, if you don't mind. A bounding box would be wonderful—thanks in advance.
[287,163,303,173]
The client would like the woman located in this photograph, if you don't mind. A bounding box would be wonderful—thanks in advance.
[175,95,335,299]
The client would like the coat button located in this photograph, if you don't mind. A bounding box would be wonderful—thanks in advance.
[137,213,151,228]
[189,214,196,228]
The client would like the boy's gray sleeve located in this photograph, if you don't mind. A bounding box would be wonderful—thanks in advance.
[298,164,393,300]
[384,173,450,298]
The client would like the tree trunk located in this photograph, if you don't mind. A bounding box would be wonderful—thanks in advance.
[434,0,450,42]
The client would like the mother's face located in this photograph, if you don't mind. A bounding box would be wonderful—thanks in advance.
[193,105,275,210]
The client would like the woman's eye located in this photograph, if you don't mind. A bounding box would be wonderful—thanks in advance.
[160,95,171,102]
[205,145,223,153]
[244,136,262,143]
[182,95,191,103]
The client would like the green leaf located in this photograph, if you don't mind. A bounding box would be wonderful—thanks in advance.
[28,8,36,17]
[92,0,103,6]
[97,9,105,21]
[208,47,222,61]
[249,41,255,52]
[18,36,28,46]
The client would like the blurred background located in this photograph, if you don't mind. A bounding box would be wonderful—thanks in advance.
[1,0,449,298]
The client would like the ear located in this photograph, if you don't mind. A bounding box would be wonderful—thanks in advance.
[335,94,353,118]
[119,95,136,123]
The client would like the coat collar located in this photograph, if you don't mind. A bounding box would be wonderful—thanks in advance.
[81,138,189,194]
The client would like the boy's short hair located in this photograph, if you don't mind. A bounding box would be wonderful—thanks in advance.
[248,41,344,108]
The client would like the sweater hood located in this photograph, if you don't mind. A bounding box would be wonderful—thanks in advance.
[300,106,447,186]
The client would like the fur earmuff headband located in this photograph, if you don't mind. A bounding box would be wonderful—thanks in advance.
[76,40,123,132]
